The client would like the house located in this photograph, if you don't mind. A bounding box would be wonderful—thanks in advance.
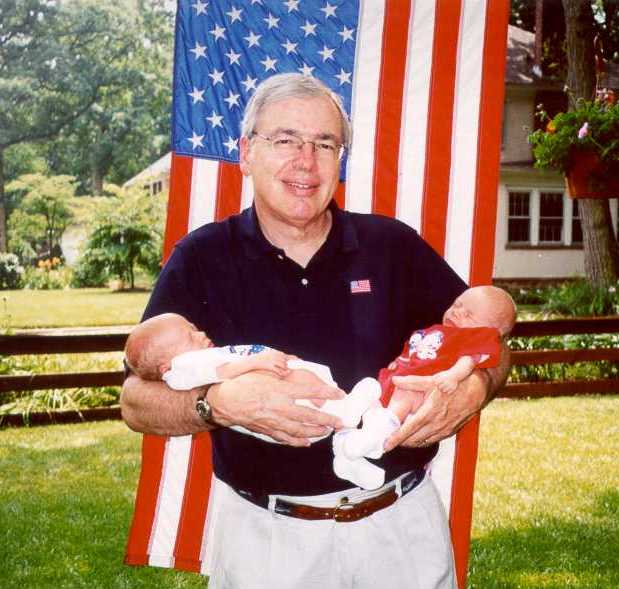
[123,26,619,282]
[494,25,618,282]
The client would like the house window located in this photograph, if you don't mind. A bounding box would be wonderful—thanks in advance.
[508,191,530,242]
[152,180,163,195]
[539,192,563,243]
[507,189,581,247]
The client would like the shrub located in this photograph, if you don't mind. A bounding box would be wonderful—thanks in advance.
[22,258,72,290]
[541,279,619,316]
[70,251,109,287]
[0,253,25,289]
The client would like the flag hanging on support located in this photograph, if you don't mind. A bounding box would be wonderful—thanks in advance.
[125,1,509,587]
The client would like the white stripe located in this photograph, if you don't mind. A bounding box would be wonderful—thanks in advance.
[395,0,436,231]
[345,0,386,214]
[428,435,456,514]
[444,0,487,282]
[188,159,219,230]
[148,436,192,567]
[240,173,254,211]
[200,473,219,575]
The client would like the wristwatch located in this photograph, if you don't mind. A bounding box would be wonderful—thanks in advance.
[196,386,217,427]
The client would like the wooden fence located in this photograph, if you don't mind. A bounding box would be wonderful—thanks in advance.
[1,316,618,426]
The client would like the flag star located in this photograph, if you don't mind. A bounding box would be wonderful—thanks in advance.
[188,131,205,149]
[335,69,352,85]
[338,26,355,43]
[260,55,278,72]
[264,13,279,29]
[244,31,261,48]
[189,41,207,60]
[188,86,205,104]
[210,24,226,41]
[281,39,298,54]
[206,110,224,128]
[223,136,239,153]
[320,2,337,18]
[225,48,241,66]
[226,6,243,23]
[241,75,258,92]
[300,20,317,36]
[298,63,315,76]
[318,45,335,62]
[284,0,300,12]
[224,90,241,109]
[192,0,208,16]
[250,0,262,3]
[208,69,224,85]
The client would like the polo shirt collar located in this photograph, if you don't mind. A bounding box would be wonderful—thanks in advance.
[239,199,359,260]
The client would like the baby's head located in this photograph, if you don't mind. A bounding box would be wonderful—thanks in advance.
[125,313,212,380]
[442,286,516,336]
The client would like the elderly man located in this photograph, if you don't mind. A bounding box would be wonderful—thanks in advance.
[121,73,508,589]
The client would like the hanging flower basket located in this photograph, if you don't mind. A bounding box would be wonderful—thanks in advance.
[565,149,619,199]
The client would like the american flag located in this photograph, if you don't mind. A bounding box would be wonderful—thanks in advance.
[126,2,510,587]
[350,278,372,294]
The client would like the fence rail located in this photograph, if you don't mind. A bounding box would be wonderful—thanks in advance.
[1,316,618,426]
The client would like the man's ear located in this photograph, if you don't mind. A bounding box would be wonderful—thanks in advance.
[239,136,252,176]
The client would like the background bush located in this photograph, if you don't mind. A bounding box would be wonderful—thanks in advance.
[0,253,24,290]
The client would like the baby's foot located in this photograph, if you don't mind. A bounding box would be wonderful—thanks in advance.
[332,453,385,490]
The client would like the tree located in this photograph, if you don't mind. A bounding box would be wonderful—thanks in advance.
[6,174,76,261]
[75,186,165,289]
[0,0,150,249]
[562,0,619,286]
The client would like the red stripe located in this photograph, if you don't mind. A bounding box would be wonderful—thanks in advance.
[173,433,214,572]
[371,0,411,216]
[124,435,167,565]
[215,162,243,221]
[334,182,345,209]
[162,154,193,263]
[450,4,510,587]
[468,0,510,286]
[420,0,463,254]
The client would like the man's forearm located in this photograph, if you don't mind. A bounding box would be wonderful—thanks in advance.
[120,374,215,436]
[478,342,511,407]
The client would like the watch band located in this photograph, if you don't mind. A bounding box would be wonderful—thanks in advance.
[196,385,218,427]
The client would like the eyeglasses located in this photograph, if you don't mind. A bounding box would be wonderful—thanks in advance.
[251,132,345,161]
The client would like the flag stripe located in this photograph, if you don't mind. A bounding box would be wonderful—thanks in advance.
[163,154,193,261]
[396,0,436,230]
[421,0,462,254]
[215,163,243,222]
[189,159,219,231]
[371,0,411,217]
[173,433,214,571]
[345,0,386,214]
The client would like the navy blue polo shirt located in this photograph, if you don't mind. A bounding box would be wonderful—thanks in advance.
[143,201,466,496]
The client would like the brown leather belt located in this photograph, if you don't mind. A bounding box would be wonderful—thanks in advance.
[234,468,426,522]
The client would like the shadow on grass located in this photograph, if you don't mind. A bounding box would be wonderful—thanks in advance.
[469,490,619,588]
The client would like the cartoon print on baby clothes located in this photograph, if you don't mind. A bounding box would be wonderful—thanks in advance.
[227,344,267,356]
[408,329,444,360]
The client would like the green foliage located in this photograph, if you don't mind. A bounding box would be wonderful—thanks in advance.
[528,96,619,174]
[542,279,619,316]
[22,259,73,290]
[6,174,76,259]
[0,253,24,290]
[74,186,165,289]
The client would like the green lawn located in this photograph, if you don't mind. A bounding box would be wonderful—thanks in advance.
[1,288,151,329]
[0,396,617,588]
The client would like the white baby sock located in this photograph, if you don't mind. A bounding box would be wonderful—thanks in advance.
[332,451,385,490]
[318,377,382,428]
[337,407,401,460]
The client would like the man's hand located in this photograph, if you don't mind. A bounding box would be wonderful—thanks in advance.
[383,370,487,451]
[383,342,510,451]
[249,349,295,377]
[208,371,345,446]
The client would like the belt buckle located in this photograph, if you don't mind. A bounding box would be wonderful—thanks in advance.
[334,496,358,522]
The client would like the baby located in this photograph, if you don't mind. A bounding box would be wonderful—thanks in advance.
[124,313,381,446]
[332,285,516,487]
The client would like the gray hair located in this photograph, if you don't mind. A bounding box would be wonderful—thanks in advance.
[240,73,352,148]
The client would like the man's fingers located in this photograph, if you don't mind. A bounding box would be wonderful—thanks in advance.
[289,384,346,401]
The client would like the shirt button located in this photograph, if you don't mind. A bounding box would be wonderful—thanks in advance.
[277,254,284,260]
[301,278,309,286]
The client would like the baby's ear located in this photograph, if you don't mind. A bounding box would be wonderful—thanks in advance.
[159,360,172,375]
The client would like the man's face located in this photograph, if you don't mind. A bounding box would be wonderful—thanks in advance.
[239,95,342,228]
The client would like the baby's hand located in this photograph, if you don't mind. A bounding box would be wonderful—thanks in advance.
[254,349,293,377]
[432,371,458,394]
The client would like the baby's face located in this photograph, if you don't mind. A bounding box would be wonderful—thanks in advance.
[161,316,213,359]
[179,321,213,353]
[442,290,493,329]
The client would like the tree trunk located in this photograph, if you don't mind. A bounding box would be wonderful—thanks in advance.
[0,149,7,252]
[562,0,619,286]
[91,154,104,196]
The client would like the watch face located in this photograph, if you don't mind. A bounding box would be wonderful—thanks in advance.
[197,397,212,423]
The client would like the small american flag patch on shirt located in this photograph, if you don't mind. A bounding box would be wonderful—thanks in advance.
[350,279,372,294]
